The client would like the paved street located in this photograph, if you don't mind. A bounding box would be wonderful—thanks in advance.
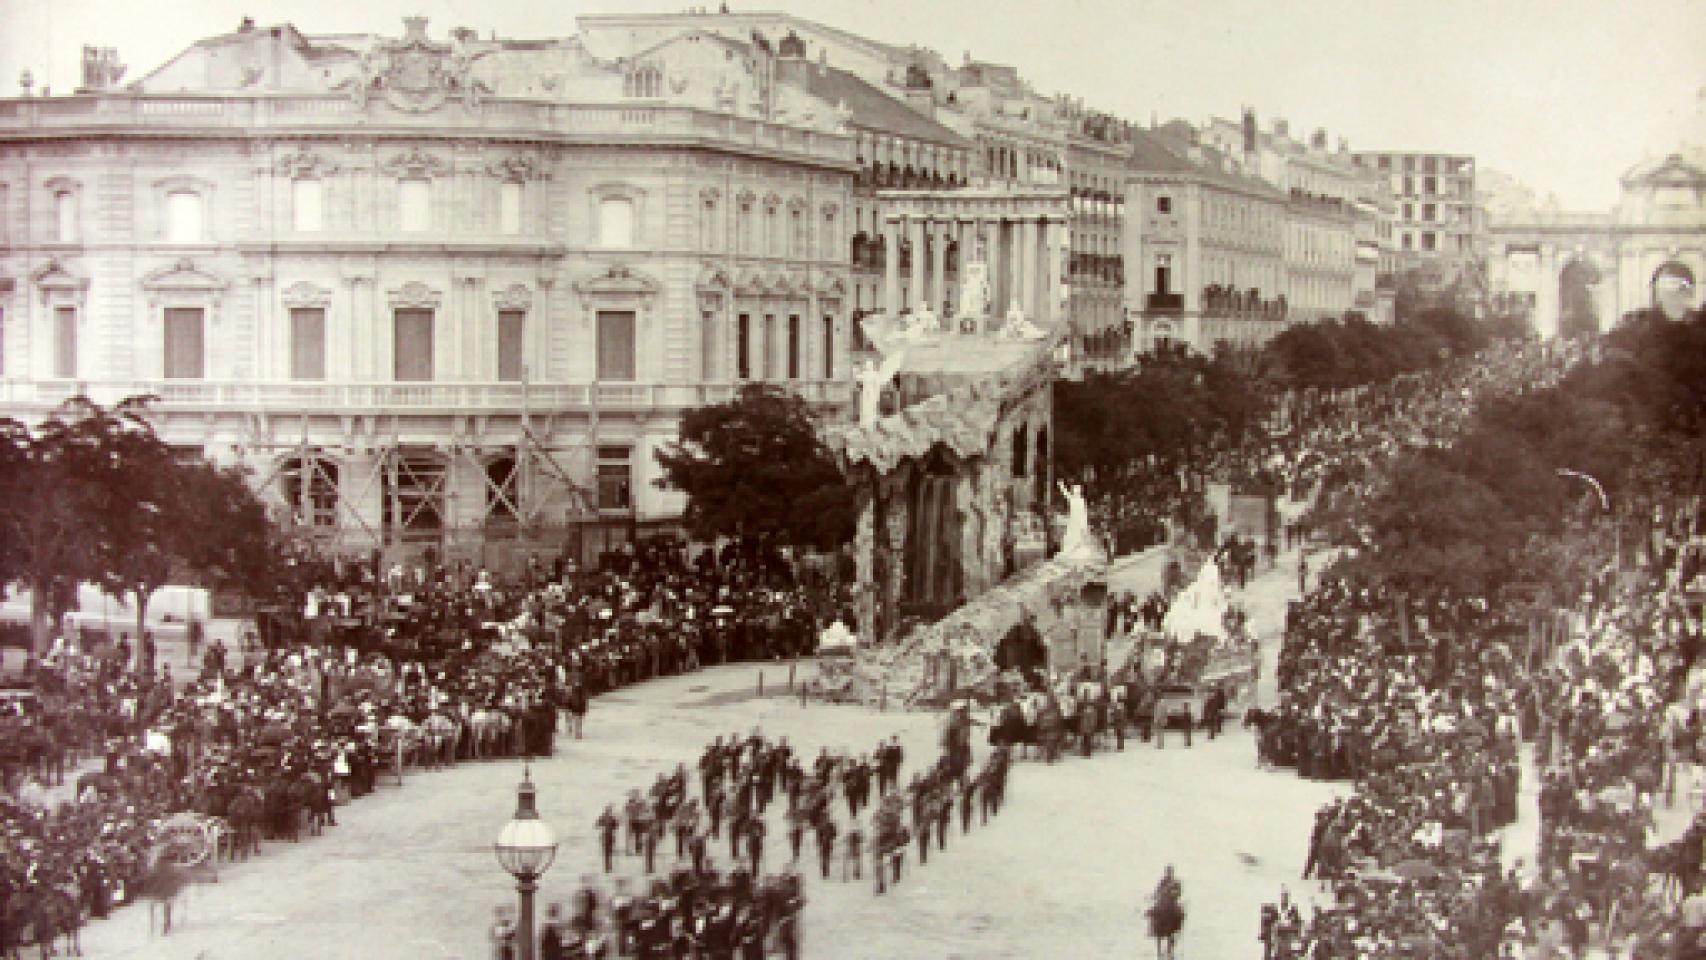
[75,548,1340,960]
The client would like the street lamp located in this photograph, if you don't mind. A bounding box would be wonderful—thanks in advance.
[1557,468,1619,572]
[494,769,557,960]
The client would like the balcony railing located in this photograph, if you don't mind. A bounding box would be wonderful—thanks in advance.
[0,95,855,164]
[0,378,853,412]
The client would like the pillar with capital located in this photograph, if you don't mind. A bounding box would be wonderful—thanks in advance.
[1043,216,1064,324]
[1003,218,1016,315]
[883,216,901,317]
[929,220,949,314]
[907,215,926,312]
[1018,216,1038,320]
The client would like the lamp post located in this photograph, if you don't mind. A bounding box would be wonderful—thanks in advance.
[494,770,557,960]
[1557,468,1618,573]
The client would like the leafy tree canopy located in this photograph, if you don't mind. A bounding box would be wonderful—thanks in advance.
[654,384,855,551]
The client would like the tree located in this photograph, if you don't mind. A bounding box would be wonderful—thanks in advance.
[654,384,855,550]
[0,397,156,653]
[0,396,282,658]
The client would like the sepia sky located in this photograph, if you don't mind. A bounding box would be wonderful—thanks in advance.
[2,0,1702,210]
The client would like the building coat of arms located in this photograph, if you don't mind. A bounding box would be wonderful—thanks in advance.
[341,17,489,113]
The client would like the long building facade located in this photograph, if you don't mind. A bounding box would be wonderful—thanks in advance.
[0,18,860,565]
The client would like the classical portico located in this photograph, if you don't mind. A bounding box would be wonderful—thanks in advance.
[874,188,1071,327]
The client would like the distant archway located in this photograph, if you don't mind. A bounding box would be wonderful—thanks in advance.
[1652,261,1697,320]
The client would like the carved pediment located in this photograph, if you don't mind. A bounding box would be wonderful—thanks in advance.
[492,282,533,310]
[281,280,334,308]
[339,16,492,114]
[488,154,547,182]
[382,148,449,179]
[141,259,228,294]
[573,265,660,309]
[31,258,89,295]
[696,263,733,292]
[276,149,340,179]
[388,281,443,309]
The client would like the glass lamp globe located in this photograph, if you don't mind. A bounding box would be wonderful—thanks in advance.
[494,772,557,880]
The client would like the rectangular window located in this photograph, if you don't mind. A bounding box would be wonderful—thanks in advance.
[53,306,77,377]
[1156,196,1172,214]
[701,310,719,381]
[821,316,834,380]
[737,313,751,379]
[166,191,203,243]
[293,179,324,232]
[1155,253,1173,294]
[1402,176,1414,196]
[595,310,636,382]
[393,308,434,381]
[499,182,522,235]
[1422,232,1437,251]
[1422,204,1436,223]
[599,196,635,248]
[163,307,205,379]
[289,307,326,381]
[1424,176,1438,195]
[787,315,800,380]
[497,309,526,382]
[597,445,632,511]
[54,191,77,243]
[399,179,430,232]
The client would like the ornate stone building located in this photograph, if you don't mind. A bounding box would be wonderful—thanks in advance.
[1486,153,1706,336]
[0,17,858,565]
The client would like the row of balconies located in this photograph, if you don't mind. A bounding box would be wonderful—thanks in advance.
[1069,253,1124,284]
[0,378,853,414]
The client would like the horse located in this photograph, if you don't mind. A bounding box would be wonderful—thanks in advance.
[467,708,512,759]
[223,787,264,861]
[1146,894,1184,960]
[20,885,81,959]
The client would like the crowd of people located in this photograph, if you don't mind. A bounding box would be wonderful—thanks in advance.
[0,536,846,955]
[1249,338,1706,958]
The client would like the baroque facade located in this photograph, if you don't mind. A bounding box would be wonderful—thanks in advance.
[0,17,859,564]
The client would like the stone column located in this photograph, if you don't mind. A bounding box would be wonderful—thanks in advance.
[929,220,949,314]
[1536,243,1559,339]
[854,483,877,644]
[1043,217,1064,325]
[1006,218,1024,316]
[883,216,901,317]
[907,215,926,311]
[1019,216,1038,319]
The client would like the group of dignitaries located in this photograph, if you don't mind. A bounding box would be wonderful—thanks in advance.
[0,535,843,955]
[508,728,1014,958]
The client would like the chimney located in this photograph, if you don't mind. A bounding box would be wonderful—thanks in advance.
[1241,107,1257,155]
[1272,117,1289,140]
[1311,128,1327,150]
